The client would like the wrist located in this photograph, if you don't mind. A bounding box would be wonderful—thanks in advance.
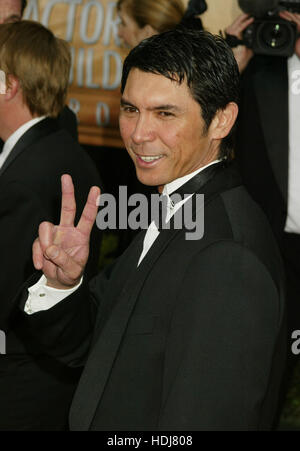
[46,278,81,290]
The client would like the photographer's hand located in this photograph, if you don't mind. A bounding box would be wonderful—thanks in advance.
[32,175,100,290]
[225,13,254,73]
[279,11,300,58]
[226,13,254,40]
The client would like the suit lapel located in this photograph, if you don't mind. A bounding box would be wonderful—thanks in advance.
[0,118,59,178]
[70,163,242,431]
[70,226,184,431]
[253,57,289,203]
[69,230,148,430]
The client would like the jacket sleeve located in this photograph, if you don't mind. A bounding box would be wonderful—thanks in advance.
[158,240,285,431]
[18,260,117,368]
[0,181,47,330]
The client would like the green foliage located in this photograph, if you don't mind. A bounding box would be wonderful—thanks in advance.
[280,362,300,430]
[98,231,120,270]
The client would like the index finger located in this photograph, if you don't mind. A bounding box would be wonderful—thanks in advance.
[225,14,254,37]
[280,11,300,32]
[240,16,254,31]
[60,174,76,227]
[77,186,100,236]
[235,13,253,25]
[279,10,299,20]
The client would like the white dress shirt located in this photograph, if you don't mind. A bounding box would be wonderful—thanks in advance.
[25,160,220,315]
[138,160,220,265]
[285,53,300,233]
[0,116,46,169]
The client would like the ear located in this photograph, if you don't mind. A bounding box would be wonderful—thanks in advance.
[210,102,239,141]
[4,75,19,101]
[139,24,158,41]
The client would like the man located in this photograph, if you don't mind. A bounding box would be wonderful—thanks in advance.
[0,21,102,430]
[0,0,78,141]
[226,10,300,392]
[24,29,285,430]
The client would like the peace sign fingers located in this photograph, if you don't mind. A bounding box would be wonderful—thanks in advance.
[60,174,77,227]
[77,185,100,237]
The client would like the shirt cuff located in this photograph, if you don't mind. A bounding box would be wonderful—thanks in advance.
[25,275,83,315]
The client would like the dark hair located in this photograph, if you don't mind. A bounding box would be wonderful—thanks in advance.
[121,28,240,159]
[21,1,27,15]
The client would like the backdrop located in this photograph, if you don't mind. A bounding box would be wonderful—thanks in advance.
[24,0,242,147]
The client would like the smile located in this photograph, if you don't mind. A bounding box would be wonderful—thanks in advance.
[138,155,163,162]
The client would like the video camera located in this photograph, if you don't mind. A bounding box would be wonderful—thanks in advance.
[184,0,207,17]
[238,0,300,56]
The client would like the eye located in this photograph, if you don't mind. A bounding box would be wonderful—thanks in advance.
[121,105,138,114]
[158,111,174,118]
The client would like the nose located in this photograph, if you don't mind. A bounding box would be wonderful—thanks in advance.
[131,114,155,145]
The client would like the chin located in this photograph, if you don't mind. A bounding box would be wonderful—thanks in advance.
[135,173,162,188]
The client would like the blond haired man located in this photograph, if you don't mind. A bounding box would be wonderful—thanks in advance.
[0,20,102,430]
[0,0,78,141]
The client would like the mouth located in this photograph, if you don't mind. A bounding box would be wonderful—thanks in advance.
[138,155,163,162]
[135,154,164,167]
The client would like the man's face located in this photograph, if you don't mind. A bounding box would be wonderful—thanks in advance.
[0,0,22,24]
[119,69,219,191]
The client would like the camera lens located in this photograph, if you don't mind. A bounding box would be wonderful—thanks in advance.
[258,22,291,49]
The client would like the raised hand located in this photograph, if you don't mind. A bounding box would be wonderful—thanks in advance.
[32,174,100,290]
[225,13,254,73]
[279,11,300,58]
[225,13,254,40]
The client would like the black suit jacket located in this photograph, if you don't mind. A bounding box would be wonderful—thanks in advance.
[24,163,286,431]
[0,118,102,430]
[236,55,289,241]
[57,105,78,141]
[0,105,78,151]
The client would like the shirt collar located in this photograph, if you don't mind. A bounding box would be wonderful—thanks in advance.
[1,116,46,167]
[162,159,222,197]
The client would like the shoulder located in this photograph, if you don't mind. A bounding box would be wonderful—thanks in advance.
[26,128,97,177]
[180,182,284,294]
[57,106,78,141]
[220,186,283,284]
[178,239,284,326]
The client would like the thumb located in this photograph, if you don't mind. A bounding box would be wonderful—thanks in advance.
[44,245,83,284]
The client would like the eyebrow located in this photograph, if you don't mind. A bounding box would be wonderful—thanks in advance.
[120,97,180,112]
[120,98,136,108]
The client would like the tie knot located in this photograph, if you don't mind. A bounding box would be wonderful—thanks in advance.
[151,193,169,230]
